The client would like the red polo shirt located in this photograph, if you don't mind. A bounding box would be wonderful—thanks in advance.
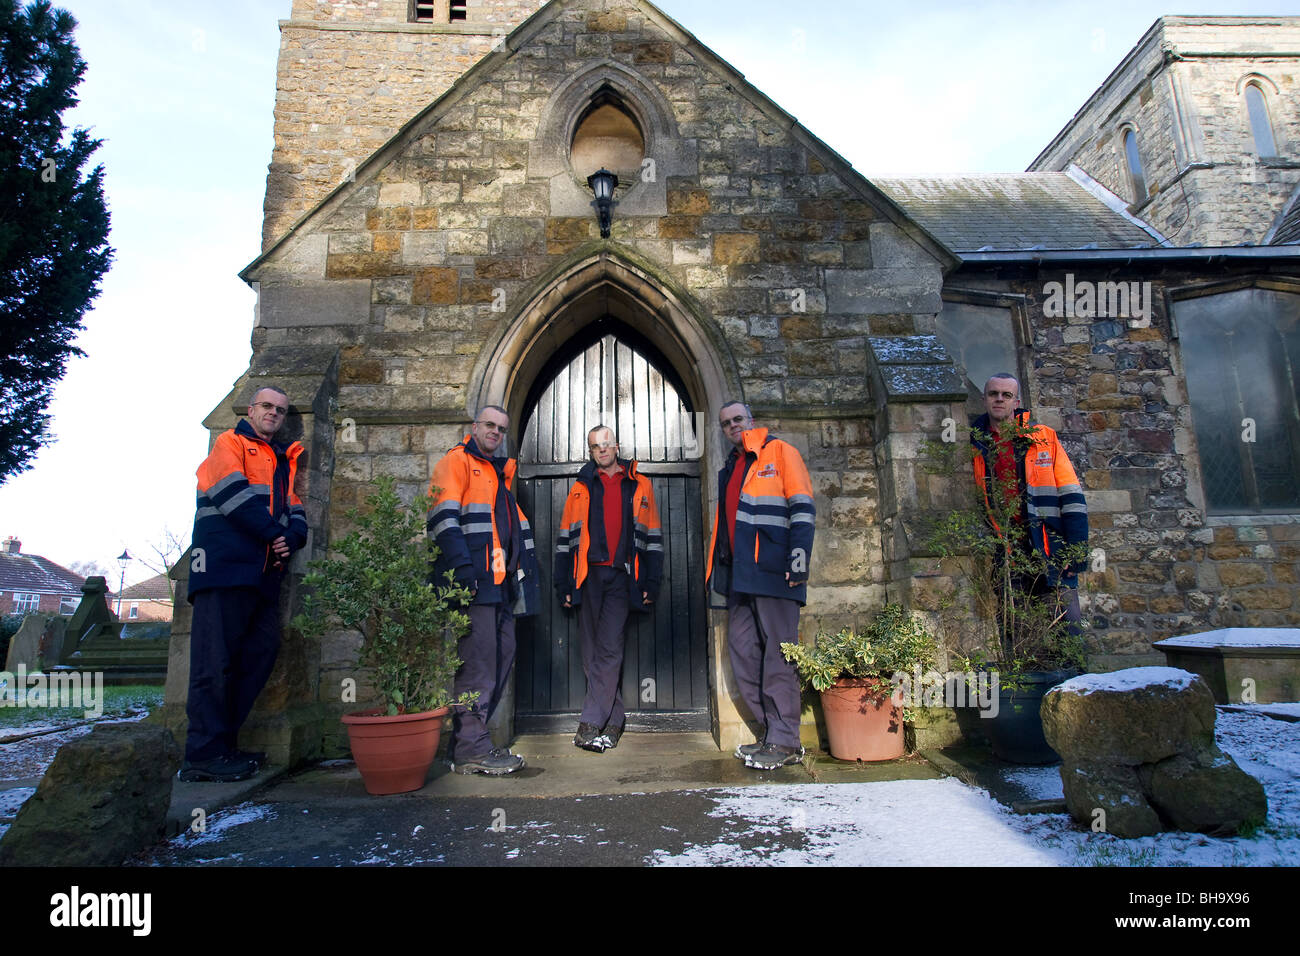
[594,469,624,566]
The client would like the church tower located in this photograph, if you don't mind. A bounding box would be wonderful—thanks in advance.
[264,0,548,249]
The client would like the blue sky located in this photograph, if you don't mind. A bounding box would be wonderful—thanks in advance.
[0,0,1292,581]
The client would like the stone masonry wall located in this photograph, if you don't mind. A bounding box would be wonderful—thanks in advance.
[250,0,948,741]
[951,262,1300,667]
[1031,17,1300,246]
[267,0,547,247]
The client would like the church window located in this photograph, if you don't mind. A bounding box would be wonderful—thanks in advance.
[413,1,436,20]
[936,298,1024,415]
[1245,83,1278,158]
[570,91,646,180]
[1175,287,1300,513]
[412,1,465,21]
[1123,128,1147,204]
[450,1,468,21]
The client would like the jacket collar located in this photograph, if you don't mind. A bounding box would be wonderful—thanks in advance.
[461,434,516,482]
[236,417,284,453]
[971,409,1031,449]
[732,426,769,460]
[579,457,636,483]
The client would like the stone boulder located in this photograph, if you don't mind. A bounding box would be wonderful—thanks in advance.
[0,722,181,866]
[1042,667,1267,839]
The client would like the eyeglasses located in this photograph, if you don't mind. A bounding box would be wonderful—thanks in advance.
[253,401,288,416]
[589,441,617,452]
[985,391,1016,400]
[719,415,750,428]
[475,421,508,434]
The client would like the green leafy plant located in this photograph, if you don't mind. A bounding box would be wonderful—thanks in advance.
[781,603,938,704]
[921,418,1088,688]
[293,476,476,716]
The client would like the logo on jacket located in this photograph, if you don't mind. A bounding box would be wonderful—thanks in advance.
[757,464,778,478]
[1034,451,1051,467]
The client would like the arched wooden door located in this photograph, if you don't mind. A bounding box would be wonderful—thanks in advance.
[514,323,710,732]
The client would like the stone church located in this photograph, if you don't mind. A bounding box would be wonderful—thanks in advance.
[162,1,1300,763]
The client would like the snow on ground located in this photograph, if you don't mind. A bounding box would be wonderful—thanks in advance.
[650,709,1299,867]
[1003,767,1065,802]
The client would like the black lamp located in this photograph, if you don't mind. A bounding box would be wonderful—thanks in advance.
[586,168,618,238]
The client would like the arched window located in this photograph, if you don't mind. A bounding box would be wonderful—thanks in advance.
[1245,83,1278,158]
[1123,128,1147,204]
[570,91,645,180]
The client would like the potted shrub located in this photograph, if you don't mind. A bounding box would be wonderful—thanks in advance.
[294,476,476,795]
[781,604,938,761]
[923,420,1089,764]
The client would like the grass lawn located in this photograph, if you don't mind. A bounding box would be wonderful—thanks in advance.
[0,682,163,730]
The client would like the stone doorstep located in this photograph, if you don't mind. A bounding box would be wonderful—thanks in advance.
[160,733,953,833]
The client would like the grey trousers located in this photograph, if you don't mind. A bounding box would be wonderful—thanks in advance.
[726,592,802,749]
[450,602,515,760]
[578,565,631,730]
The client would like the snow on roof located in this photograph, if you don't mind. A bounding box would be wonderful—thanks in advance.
[1154,628,1300,649]
[1055,667,1200,696]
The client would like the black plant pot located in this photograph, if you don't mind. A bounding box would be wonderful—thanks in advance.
[986,668,1079,764]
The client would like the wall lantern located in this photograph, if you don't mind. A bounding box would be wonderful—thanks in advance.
[586,168,618,238]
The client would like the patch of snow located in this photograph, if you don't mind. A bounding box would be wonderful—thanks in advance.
[1056,667,1199,695]
[0,786,36,820]
[651,779,1066,866]
[171,802,277,848]
[1222,702,1300,721]
[1154,628,1300,649]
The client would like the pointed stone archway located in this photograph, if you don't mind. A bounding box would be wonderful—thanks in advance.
[468,249,757,750]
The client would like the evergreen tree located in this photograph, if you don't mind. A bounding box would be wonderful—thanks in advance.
[0,0,112,483]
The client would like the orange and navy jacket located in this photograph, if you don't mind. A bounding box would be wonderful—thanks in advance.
[707,428,815,607]
[188,418,307,601]
[971,409,1089,587]
[426,434,539,616]
[555,458,663,611]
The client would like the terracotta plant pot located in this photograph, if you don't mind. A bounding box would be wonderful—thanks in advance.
[819,678,905,761]
[341,706,449,795]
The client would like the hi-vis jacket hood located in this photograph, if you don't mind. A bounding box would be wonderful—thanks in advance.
[971,409,1089,586]
[555,457,663,612]
[426,434,539,615]
[188,417,308,601]
[707,427,815,607]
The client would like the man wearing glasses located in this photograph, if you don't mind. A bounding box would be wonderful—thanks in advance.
[556,425,663,752]
[706,401,815,771]
[183,386,308,781]
[971,373,1088,640]
[427,404,539,775]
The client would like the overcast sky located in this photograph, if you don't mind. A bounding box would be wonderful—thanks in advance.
[0,0,1291,583]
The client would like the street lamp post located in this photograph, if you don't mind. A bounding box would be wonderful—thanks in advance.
[116,549,131,618]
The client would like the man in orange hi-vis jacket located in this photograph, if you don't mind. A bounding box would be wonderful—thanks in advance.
[707,401,815,771]
[427,404,539,776]
[184,385,308,783]
[555,425,663,753]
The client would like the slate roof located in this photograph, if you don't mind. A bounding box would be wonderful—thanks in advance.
[120,572,174,602]
[872,173,1164,253]
[0,550,85,595]
[1269,188,1300,245]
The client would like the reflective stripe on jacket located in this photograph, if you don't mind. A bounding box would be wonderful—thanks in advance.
[971,410,1089,586]
[555,458,663,611]
[188,417,307,600]
[706,428,815,607]
[426,435,539,615]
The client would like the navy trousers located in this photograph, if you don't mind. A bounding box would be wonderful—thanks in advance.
[186,586,281,762]
[450,603,516,760]
[577,565,631,730]
[726,592,803,749]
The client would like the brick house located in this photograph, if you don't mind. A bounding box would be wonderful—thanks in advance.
[162,1,1300,764]
[0,537,86,617]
